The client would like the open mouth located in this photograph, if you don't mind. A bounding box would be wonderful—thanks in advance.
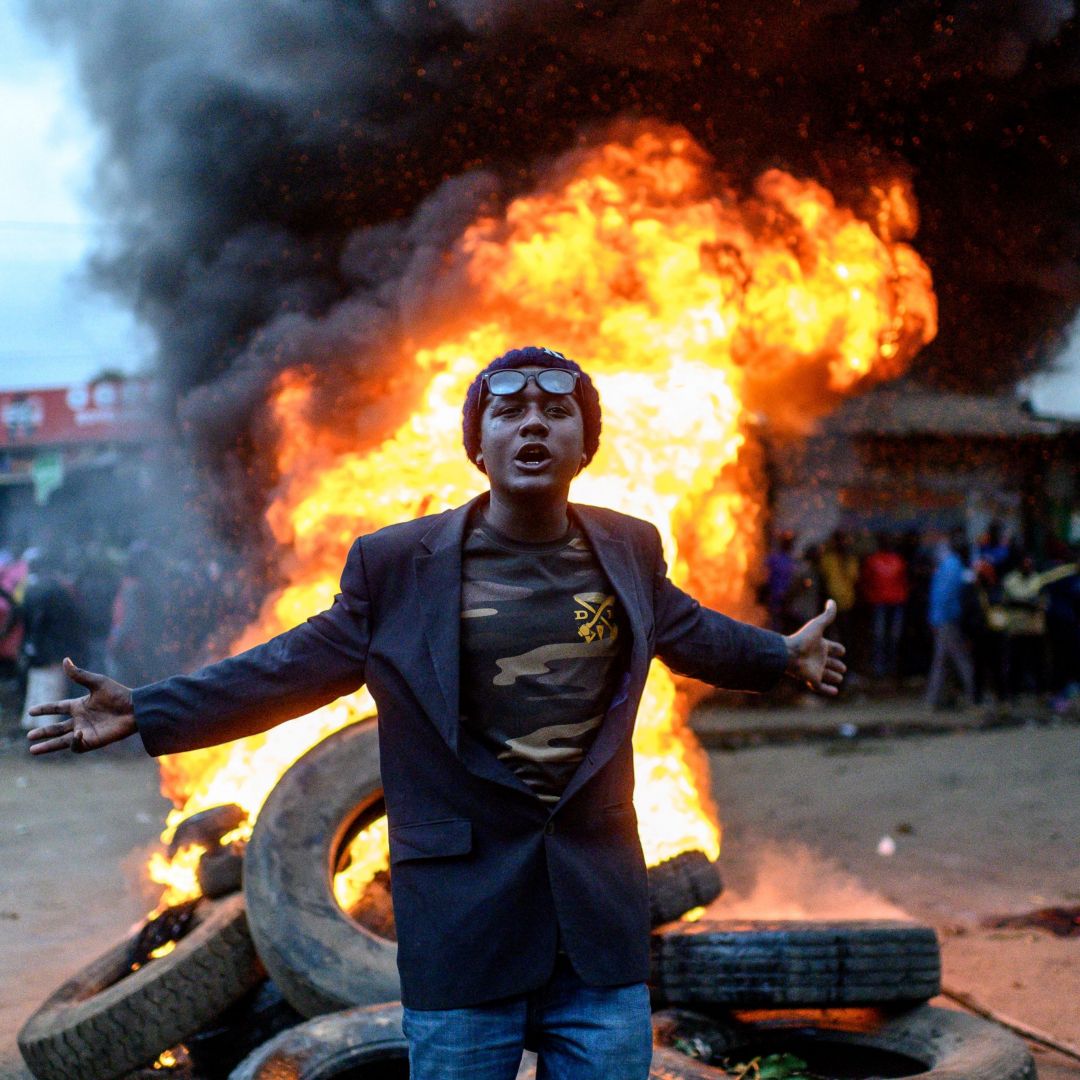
[514,444,552,469]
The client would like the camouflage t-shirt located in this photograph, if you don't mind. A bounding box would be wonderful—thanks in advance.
[459,511,627,804]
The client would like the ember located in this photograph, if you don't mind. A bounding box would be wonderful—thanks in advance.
[147,124,936,911]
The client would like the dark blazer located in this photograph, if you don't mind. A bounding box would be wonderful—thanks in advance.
[134,496,789,1009]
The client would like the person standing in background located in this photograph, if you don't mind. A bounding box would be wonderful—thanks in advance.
[107,543,166,689]
[819,530,859,663]
[764,531,798,633]
[19,549,86,731]
[924,532,975,710]
[74,539,123,677]
[860,534,910,680]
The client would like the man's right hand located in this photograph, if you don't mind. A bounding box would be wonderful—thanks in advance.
[26,658,137,755]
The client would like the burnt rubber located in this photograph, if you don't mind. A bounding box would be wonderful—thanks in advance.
[647,850,723,927]
[168,804,247,856]
[16,894,262,1080]
[243,719,398,1017]
[197,842,245,899]
[229,1002,407,1080]
[650,919,941,1008]
[650,1004,1036,1080]
[185,979,304,1079]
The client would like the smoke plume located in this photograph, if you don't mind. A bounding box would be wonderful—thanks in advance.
[27,0,1080,529]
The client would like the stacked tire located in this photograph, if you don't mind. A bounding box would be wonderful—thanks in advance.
[16,718,1038,1078]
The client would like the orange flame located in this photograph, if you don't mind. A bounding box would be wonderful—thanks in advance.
[148,123,935,913]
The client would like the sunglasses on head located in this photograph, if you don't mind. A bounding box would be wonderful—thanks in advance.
[482,368,580,398]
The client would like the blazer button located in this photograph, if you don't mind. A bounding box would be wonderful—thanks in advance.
[544,821,555,836]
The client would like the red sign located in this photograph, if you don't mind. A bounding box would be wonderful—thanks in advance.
[0,380,160,448]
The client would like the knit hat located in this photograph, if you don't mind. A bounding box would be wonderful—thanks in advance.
[461,346,602,471]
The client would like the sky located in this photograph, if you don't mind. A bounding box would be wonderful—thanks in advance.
[0,3,1077,417]
[0,2,151,392]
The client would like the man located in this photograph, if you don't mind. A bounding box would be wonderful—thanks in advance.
[925,531,975,710]
[28,346,845,1079]
[19,548,86,731]
[860,534,909,680]
[819,529,859,652]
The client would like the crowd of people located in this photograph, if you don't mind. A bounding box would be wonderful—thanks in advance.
[764,523,1080,709]
[3,518,1077,732]
[0,534,251,733]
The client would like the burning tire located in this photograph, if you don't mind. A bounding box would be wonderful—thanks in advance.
[650,1004,1036,1079]
[650,920,940,1008]
[16,894,262,1080]
[228,1002,407,1079]
[185,979,304,1079]
[243,719,398,1017]
[648,850,723,926]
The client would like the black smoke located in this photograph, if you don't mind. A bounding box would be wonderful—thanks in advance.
[26,0,1079,529]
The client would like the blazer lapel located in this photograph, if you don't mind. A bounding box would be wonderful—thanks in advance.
[556,505,652,808]
[412,498,478,754]
[574,504,650,678]
[412,494,540,799]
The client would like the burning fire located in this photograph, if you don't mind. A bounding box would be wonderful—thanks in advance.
[150,124,935,912]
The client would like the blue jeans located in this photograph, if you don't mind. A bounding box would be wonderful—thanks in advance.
[402,954,652,1079]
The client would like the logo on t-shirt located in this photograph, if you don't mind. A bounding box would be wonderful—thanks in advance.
[574,593,618,644]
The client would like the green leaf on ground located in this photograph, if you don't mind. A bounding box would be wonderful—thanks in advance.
[723,1053,819,1079]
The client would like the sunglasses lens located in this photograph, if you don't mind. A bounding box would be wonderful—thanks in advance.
[484,367,578,396]
[536,370,577,394]
[486,370,528,395]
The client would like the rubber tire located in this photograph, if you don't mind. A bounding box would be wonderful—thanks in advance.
[650,919,941,1008]
[1,1042,214,1080]
[650,1004,1036,1079]
[228,1002,407,1080]
[243,719,398,1017]
[648,851,723,927]
[17,894,262,1080]
[169,804,247,856]
[197,844,245,900]
[186,979,304,1079]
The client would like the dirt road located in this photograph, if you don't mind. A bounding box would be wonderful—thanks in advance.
[2,718,1078,1076]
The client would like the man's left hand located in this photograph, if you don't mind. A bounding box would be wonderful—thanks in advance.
[784,599,847,695]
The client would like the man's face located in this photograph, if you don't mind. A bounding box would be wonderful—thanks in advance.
[476,366,586,503]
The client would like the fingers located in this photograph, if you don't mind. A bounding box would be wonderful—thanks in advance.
[27,720,75,741]
[811,654,847,696]
[29,737,73,755]
[827,638,846,658]
[63,656,106,690]
[27,721,76,755]
[28,698,78,717]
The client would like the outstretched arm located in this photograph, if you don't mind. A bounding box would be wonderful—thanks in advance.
[652,530,845,694]
[27,537,373,758]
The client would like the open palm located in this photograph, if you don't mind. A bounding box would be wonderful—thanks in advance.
[26,658,137,754]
